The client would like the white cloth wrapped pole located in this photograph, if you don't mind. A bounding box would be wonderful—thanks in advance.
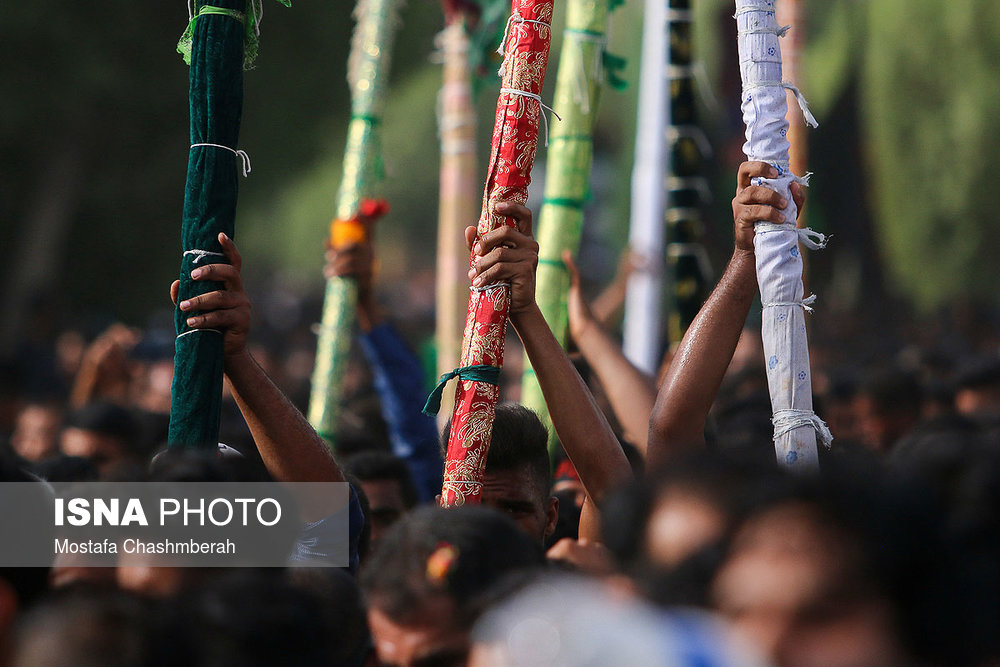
[735,0,829,471]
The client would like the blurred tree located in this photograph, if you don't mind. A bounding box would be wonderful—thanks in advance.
[697,0,1000,312]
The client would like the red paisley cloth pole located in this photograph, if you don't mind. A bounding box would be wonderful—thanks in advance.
[440,0,554,507]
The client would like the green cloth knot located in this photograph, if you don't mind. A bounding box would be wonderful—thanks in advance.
[422,364,501,416]
[177,0,292,70]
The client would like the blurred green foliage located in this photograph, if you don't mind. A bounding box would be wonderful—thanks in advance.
[697,0,1000,311]
[2,0,997,340]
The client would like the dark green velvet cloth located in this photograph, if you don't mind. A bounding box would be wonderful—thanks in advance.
[167,0,245,449]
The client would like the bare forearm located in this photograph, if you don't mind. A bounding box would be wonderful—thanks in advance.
[648,251,757,468]
[224,350,344,483]
[512,305,631,503]
[574,322,656,456]
[589,279,627,327]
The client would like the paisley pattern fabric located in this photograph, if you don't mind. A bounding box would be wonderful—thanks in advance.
[441,0,554,507]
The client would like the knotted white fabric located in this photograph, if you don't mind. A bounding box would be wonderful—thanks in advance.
[736,0,829,471]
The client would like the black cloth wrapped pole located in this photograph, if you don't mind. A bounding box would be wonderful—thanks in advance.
[168,0,246,449]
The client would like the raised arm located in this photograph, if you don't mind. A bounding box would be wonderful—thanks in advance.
[469,203,632,512]
[647,162,803,470]
[324,240,443,502]
[564,250,656,455]
[173,233,344,485]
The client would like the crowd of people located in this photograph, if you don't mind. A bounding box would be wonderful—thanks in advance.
[1,161,999,666]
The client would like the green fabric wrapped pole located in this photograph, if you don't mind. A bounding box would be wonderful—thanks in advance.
[520,0,616,455]
[307,0,401,447]
[168,0,248,449]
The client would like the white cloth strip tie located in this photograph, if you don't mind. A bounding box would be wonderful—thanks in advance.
[742,81,819,128]
[250,0,262,39]
[183,249,226,264]
[734,4,776,18]
[470,282,511,293]
[772,409,833,449]
[738,24,791,37]
[441,140,478,156]
[499,88,562,147]
[763,293,818,313]
[497,13,551,77]
[438,114,476,135]
[190,143,252,177]
[749,165,810,186]
[176,328,221,340]
[755,222,830,250]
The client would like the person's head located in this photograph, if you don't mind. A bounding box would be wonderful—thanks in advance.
[152,570,336,666]
[0,450,52,655]
[710,463,980,666]
[471,574,765,667]
[114,450,273,598]
[853,369,922,452]
[59,402,140,477]
[954,356,1000,418]
[603,453,772,608]
[287,568,372,666]
[346,451,418,550]
[362,505,544,667]
[10,400,63,463]
[444,403,557,544]
[12,587,153,667]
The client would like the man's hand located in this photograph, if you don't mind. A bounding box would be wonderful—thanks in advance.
[170,232,251,360]
[731,161,806,256]
[323,239,380,331]
[465,201,538,315]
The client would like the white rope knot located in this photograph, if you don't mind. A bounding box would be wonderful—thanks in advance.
[762,294,818,313]
[441,140,478,156]
[470,281,511,293]
[772,409,833,449]
[738,24,791,37]
[755,223,831,250]
[496,12,551,78]
[734,2,776,19]
[190,143,252,177]
[183,249,227,264]
[499,88,561,147]
[742,81,819,128]
[176,328,221,340]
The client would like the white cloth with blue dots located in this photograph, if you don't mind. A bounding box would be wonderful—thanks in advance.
[736,0,831,471]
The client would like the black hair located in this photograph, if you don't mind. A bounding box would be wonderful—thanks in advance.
[859,367,923,417]
[14,587,155,666]
[150,570,337,667]
[344,451,418,509]
[287,568,371,666]
[442,402,551,499]
[955,355,1000,392]
[32,454,99,483]
[361,505,544,627]
[64,402,140,446]
[0,447,51,606]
